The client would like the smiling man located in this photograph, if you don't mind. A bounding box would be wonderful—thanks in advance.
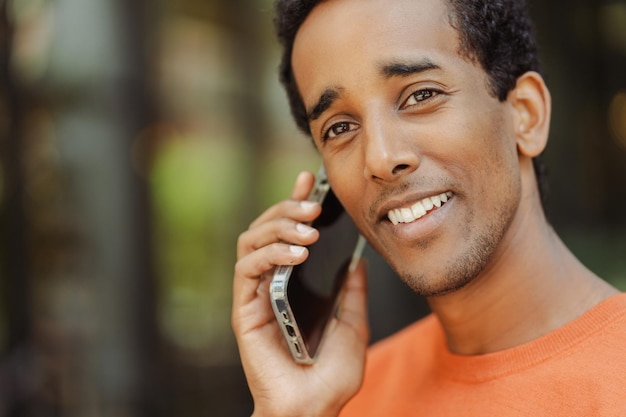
[231,0,626,416]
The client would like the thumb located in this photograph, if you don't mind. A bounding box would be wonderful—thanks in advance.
[337,258,369,344]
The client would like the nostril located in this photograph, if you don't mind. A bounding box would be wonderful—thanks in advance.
[392,164,410,175]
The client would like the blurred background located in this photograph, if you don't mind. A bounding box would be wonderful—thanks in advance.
[0,0,625,415]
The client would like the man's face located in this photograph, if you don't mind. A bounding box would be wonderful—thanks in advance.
[292,0,523,296]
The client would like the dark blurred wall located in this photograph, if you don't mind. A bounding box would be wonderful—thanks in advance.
[531,0,626,231]
[1,0,158,415]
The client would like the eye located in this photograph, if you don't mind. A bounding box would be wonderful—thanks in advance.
[403,88,439,107]
[323,121,358,140]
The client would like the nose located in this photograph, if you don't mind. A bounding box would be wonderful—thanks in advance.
[362,115,420,182]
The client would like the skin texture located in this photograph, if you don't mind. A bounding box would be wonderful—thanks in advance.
[232,0,619,415]
[294,0,522,298]
[233,172,369,417]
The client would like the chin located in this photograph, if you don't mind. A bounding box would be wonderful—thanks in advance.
[387,235,499,298]
[399,270,475,298]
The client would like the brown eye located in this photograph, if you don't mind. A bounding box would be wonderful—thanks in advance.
[405,89,437,106]
[324,121,357,140]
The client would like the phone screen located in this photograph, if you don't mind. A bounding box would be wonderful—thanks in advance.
[287,189,361,358]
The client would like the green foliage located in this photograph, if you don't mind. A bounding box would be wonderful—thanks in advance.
[151,136,247,359]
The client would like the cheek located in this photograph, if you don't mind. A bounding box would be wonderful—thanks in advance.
[326,163,361,207]
[470,131,522,213]
[325,164,371,228]
[460,107,518,172]
[439,113,521,217]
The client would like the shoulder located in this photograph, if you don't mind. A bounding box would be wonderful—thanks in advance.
[339,315,443,416]
[577,292,626,348]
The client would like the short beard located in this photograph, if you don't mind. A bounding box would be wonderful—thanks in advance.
[398,203,516,298]
[403,232,500,297]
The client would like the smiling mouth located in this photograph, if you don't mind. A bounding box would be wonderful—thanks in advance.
[387,192,453,225]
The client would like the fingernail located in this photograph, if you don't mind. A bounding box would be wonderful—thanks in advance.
[300,201,318,210]
[289,245,306,255]
[296,223,315,235]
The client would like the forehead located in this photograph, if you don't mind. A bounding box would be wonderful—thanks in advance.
[292,0,462,93]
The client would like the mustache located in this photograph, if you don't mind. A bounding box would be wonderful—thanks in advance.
[368,175,458,219]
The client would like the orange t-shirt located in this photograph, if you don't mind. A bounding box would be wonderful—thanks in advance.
[340,293,626,416]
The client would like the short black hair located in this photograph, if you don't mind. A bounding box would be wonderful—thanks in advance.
[274,0,549,204]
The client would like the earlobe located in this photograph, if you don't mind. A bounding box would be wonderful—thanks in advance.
[509,71,551,158]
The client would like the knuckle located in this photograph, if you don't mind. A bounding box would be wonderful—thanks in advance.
[236,230,250,250]
[233,261,243,278]
[231,313,241,334]
[233,257,250,279]
[235,257,260,278]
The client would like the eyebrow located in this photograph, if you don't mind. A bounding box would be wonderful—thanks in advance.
[307,87,342,121]
[380,58,440,78]
[305,59,440,122]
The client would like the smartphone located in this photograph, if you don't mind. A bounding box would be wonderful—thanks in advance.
[270,165,365,364]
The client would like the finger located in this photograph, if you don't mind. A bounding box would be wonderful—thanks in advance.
[336,258,369,343]
[316,259,369,380]
[291,170,316,200]
[248,199,321,234]
[238,218,319,259]
[231,276,277,340]
[233,243,309,307]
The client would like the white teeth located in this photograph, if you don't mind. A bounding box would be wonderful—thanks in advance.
[387,192,453,225]
[412,202,426,218]
[401,208,413,222]
[389,210,399,225]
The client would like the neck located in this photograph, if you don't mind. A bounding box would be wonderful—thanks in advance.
[426,199,618,356]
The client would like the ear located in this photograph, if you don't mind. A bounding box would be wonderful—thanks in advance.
[508,71,551,158]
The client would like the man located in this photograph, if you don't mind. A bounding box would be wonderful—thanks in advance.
[232,0,626,415]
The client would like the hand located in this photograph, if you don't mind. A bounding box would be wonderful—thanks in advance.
[232,171,369,417]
